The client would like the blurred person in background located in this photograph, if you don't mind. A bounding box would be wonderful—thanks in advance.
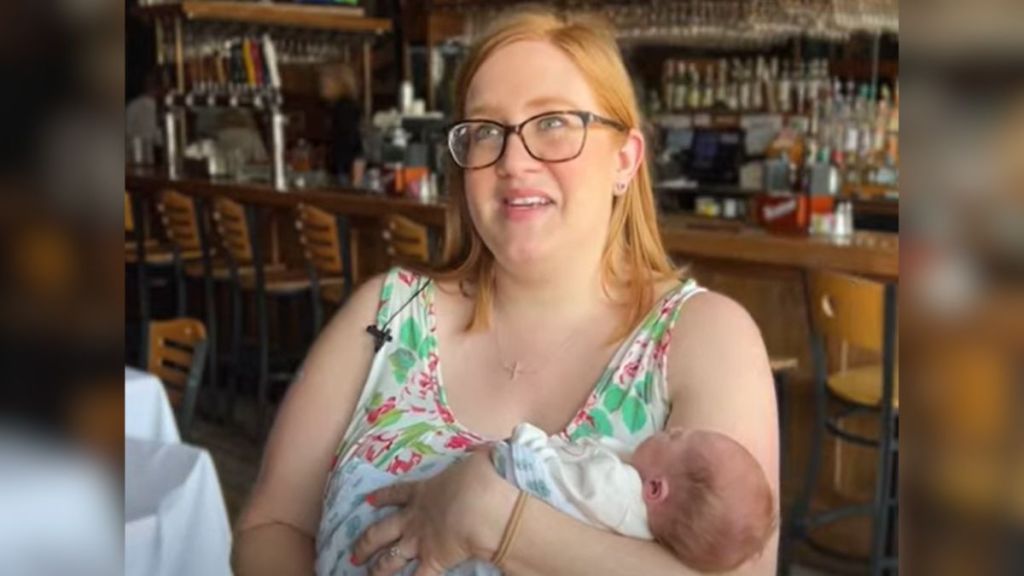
[319,61,365,186]
[215,108,270,166]
[125,71,161,164]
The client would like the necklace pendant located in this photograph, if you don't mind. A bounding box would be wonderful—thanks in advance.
[506,361,521,381]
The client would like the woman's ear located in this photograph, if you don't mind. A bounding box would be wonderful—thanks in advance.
[613,127,645,196]
[643,476,670,504]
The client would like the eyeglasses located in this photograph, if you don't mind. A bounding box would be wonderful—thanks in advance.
[447,110,628,170]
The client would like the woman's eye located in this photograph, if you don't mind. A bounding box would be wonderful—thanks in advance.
[473,125,501,140]
[538,116,567,130]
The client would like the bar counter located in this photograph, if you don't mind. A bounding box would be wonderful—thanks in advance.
[659,214,899,280]
[125,167,453,227]
[127,167,898,281]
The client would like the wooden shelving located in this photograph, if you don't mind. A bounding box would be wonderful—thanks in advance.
[135,1,392,34]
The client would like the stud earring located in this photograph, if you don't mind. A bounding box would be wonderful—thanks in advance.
[615,181,627,193]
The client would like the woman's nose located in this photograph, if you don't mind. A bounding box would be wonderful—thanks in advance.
[495,131,541,176]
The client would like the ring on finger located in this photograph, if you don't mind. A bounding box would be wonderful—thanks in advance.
[386,544,412,561]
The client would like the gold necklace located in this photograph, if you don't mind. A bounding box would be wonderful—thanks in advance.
[492,316,584,381]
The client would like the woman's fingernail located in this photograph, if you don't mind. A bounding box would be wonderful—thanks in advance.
[365,494,377,506]
[350,555,361,566]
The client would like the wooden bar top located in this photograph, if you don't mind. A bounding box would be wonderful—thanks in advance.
[126,168,452,227]
[127,168,897,279]
[660,215,899,280]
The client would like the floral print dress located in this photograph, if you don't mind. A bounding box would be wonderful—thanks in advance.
[317,267,705,571]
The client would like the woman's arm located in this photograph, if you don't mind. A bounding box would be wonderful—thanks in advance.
[232,275,385,576]
[499,291,779,576]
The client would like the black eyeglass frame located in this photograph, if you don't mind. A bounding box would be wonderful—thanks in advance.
[446,110,629,170]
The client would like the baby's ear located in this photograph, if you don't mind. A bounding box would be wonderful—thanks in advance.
[643,477,670,504]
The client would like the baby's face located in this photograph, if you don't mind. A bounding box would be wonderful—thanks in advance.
[632,428,692,478]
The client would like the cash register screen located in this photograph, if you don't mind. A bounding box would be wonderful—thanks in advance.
[687,128,743,185]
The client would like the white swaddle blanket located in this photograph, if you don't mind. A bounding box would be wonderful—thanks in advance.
[315,424,626,576]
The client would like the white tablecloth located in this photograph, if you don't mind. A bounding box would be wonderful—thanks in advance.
[0,435,119,576]
[125,438,232,576]
[125,366,181,443]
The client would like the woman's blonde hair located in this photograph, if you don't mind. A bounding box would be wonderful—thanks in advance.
[435,6,680,341]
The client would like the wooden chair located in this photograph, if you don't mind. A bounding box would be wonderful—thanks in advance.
[782,270,898,576]
[211,196,342,435]
[382,214,431,266]
[294,203,355,330]
[126,190,181,365]
[147,318,209,439]
[125,192,175,263]
[156,190,210,316]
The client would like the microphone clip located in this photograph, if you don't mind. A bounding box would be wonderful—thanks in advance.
[366,325,393,352]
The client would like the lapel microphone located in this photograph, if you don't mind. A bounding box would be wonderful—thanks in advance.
[365,325,392,352]
[365,278,432,353]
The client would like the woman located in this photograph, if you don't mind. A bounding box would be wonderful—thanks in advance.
[233,8,778,576]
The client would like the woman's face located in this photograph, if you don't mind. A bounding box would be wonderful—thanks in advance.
[461,40,643,272]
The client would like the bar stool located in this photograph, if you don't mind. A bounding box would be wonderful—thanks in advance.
[125,192,176,265]
[125,191,178,364]
[782,270,898,576]
[147,318,209,440]
[159,191,291,416]
[155,190,223,411]
[155,190,212,317]
[210,197,344,436]
[382,213,431,266]
[294,203,355,332]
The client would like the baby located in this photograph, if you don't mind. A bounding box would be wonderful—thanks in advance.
[316,425,774,575]
[495,424,776,573]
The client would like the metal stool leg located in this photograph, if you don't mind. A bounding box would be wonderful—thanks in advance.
[774,370,789,576]
[132,193,151,367]
[870,285,899,576]
[247,205,271,439]
[224,281,243,423]
[196,198,219,419]
[782,337,830,575]
[173,255,187,317]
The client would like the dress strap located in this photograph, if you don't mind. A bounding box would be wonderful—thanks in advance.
[370,268,432,346]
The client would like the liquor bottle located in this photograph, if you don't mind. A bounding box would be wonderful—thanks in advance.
[727,58,740,111]
[778,61,792,113]
[739,58,752,111]
[662,59,675,113]
[675,61,689,112]
[715,59,728,108]
[702,63,714,109]
[687,64,702,111]
[795,60,809,115]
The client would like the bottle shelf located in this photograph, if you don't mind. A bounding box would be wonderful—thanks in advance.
[135,1,392,35]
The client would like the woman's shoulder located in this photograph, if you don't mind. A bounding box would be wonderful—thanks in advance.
[374,266,434,302]
[664,288,770,394]
[668,288,762,352]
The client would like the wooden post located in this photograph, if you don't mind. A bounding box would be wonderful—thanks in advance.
[362,39,372,119]
[174,17,185,92]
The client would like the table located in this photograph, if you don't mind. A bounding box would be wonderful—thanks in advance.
[125,438,232,576]
[125,366,181,443]
[0,436,119,576]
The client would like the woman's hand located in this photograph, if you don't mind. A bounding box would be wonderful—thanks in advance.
[351,446,518,576]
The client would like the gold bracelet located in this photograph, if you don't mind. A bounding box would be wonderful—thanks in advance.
[490,490,529,569]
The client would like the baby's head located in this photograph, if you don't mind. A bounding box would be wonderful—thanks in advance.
[631,428,775,572]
